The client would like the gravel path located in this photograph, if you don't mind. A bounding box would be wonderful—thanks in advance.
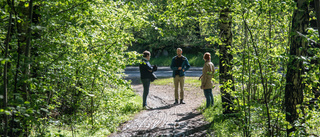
[109,79,219,137]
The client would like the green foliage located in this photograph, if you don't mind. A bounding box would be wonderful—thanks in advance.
[202,95,286,136]
[44,86,141,136]
[1,0,144,136]
[127,0,215,55]
[1,0,320,136]
[163,0,320,136]
[150,53,219,67]
[201,95,242,136]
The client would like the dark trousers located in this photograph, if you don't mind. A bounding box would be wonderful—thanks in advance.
[141,79,151,107]
[203,89,214,108]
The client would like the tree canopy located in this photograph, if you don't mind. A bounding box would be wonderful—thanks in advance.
[1,0,320,136]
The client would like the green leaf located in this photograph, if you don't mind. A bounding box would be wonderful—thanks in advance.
[88,94,95,97]
[40,108,49,113]
[5,111,11,116]
[0,58,9,64]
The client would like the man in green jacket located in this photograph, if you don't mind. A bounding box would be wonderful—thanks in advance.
[170,48,190,104]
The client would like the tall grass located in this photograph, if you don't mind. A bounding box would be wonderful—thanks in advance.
[201,95,251,137]
[41,86,142,137]
[201,95,320,137]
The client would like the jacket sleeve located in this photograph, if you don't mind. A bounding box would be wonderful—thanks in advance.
[146,62,153,72]
[183,58,191,71]
[201,64,208,87]
[170,58,178,71]
[212,63,215,74]
[140,60,153,72]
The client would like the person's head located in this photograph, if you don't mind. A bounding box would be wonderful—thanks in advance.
[176,48,182,56]
[143,50,151,60]
[203,52,211,61]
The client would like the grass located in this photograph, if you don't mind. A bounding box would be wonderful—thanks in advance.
[150,53,219,67]
[152,77,201,87]
[42,77,320,137]
[200,95,320,137]
[42,77,203,136]
[151,78,320,136]
[40,86,142,137]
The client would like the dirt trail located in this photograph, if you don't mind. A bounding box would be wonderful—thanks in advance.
[109,80,219,137]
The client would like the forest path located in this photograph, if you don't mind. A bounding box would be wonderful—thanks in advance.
[109,79,219,136]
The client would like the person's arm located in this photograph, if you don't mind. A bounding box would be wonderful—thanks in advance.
[201,64,208,88]
[212,63,215,74]
[183,58,191,72]
[152,65,157,71]
[199,74,203,80]
[146,62,153,72]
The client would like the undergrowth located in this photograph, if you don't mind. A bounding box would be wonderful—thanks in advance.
[201,95,320,137]
[39,86,141,137]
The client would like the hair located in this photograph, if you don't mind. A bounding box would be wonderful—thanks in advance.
[203,52,211,61]
[177,48,182,52]
[143,50,151,57]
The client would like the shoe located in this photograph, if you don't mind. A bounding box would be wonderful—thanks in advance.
[143,106,153,110]
[146,106,153,109]
[180,99,185,104]
[201,108,206,112]
[174,99,178,104]
[142,106,147,110]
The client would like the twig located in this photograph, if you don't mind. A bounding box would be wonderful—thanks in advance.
[296,31,320,48]
[50,1,87,17]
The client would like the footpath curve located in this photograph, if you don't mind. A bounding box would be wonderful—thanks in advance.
[110,67,218,136]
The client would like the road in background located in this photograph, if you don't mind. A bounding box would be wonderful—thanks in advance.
[124,66,203,78]
[124,66,219,84]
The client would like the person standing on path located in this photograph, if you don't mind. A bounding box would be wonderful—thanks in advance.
[199,52,215,108]
[139,50,157,108]
[170,48,191,104]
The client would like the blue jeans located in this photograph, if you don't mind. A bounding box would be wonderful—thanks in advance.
[141,79,151,107]
[204,89,214,108]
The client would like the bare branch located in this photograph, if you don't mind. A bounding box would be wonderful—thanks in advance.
[296,31,320,48]
[50,1,88,17]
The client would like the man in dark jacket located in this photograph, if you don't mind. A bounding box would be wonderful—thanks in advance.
[170,48,190,104]
[139,50,157,108]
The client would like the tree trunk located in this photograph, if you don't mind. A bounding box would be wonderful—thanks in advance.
[314,0,320,100]
[315,0,320,37]
[3,8,13,137]
[22,0,33,101]
[20,0,34,136]
[285,0,309,135]
[219,6,235,114]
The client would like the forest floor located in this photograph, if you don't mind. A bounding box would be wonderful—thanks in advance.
[109,78,220,137]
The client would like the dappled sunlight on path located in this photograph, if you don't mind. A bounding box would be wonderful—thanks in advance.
[109,82,219,136]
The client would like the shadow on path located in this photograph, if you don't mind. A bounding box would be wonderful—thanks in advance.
[110,76,216,137]
[151,104,175,110]
[130,120,214,137]
[177,111,202,122]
